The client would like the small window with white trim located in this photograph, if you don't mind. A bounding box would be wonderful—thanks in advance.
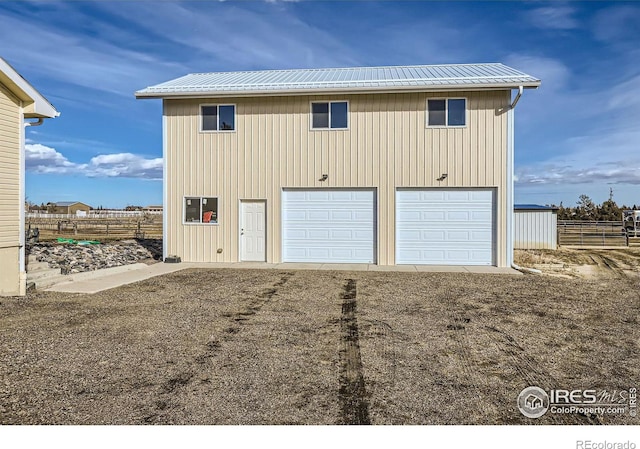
[311,101,348,129]
[184,197,218,224]
[427,98,466,127]
[201,105,235,131]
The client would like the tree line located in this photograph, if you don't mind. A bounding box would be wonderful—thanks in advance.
[552,194,638,221]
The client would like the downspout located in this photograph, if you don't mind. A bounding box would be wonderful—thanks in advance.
[507,86,540,274]
[510,85,523,109]
[162,102,168,262]
[19,117,47,293]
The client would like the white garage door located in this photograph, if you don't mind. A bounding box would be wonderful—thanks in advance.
[282,189,375,263]
[396,189,494,265]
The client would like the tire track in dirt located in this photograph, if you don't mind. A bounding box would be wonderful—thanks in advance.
[140,272,294,424]
[589,253,633,280]
[359,318,397,385]
[483,325,601,425]
[338,279,371,425]
[446,308,498,421]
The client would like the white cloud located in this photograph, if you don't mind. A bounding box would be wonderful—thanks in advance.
[25,143,82,174]
[88,153,163,179]
[526,6,579,30]
[0,10,186,97]
[503,54,576,130]
[93,2,360,70]
[516,162,640,186]
[516,125,640,187]
[592,5,640,44]
[25,144,161,180]
[511,51,640,195]
[505,54,570,92]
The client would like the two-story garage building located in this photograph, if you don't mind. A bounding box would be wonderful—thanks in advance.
[136,63,539,267]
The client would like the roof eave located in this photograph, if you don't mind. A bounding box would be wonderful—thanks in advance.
[135,81,541,99]
[0,58,60,119]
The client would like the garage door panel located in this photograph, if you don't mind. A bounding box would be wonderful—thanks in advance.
[396,189,494,265]
[308,230,330,239]
[330,210,352,220]
[447,210,471,221]
[471,210,492,220]
[283,189,376,263]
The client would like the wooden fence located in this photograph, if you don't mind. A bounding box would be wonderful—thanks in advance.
[26,215,162,241]
[557,220,628,246]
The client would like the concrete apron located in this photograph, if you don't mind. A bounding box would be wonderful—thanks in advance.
[46,261,522,294]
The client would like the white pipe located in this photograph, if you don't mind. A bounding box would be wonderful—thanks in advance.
[506,86,524,268]
[510,86,523,109]
[511,262,542,275]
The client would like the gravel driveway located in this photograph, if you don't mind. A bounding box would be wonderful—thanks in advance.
[0,268,638,424]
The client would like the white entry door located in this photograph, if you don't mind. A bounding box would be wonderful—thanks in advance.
[240,201,266,261]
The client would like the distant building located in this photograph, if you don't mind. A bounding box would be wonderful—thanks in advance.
[52,201,91,215]
[0,57,59,296]
[143,205,163,213]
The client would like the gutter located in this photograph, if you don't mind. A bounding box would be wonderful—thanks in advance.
[135,82,541,100]
[24,117,44,127]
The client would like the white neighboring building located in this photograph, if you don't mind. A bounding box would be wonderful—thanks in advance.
[514,204,558,250]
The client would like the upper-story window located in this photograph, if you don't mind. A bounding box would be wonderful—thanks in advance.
[201,104,236,132]
[427,98,466,127]
[311,101,348,129]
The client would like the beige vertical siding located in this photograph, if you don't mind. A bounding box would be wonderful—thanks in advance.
[0,82,20,250]
[514,210,558,250]
[164,90,511,266]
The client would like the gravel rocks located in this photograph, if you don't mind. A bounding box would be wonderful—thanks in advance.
[27,239,163,274]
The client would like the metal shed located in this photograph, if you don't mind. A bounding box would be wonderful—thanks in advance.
[514,204,558,250]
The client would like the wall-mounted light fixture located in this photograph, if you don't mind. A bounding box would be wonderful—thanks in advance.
[437,173,448,181]
[319,174,328,181]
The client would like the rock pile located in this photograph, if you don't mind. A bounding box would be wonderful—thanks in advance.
[27,239,163,274]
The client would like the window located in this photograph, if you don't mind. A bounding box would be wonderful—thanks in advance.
[427,98,466,127]
[201,105,235,131]
[184,197,218,224]
[311,101,348,129]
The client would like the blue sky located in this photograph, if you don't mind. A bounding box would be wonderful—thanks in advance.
[2,1,639,209]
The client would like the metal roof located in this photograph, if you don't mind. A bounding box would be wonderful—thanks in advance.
[135,63,540,98]
[514,204,559,211]
[54,201,84,207]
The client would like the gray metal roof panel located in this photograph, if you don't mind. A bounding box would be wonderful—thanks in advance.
[136,63,540,97]
[514,204,559,211]
[54,201,81,206]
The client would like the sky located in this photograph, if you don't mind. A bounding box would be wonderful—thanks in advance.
[1,0,639,209]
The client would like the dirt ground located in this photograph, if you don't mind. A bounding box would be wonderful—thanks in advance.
[1,250,638,425]
[515,246,640,280]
